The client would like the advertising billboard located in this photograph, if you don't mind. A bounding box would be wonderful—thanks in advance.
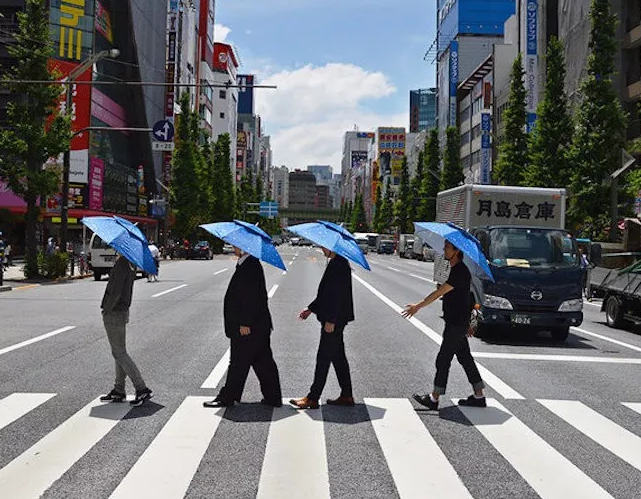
[377,127,406,153]
[480,112,492,184]
[237,131,247,150]
[94,1,113,43]
[449,41,459,128]
[351,151,368,169]
[238,75,255,115]
[525,0,538,133]
[213,43,238,80]
[50,0,95,62]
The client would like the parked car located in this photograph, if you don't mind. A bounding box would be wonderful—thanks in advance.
[222,243,234,254]
[88,233,147,280]
[272,235,283,246]
[290,237,301,246]
[377,240,394,254]
[298,238,313,246]
[192,240,213,260]
[356,237,369,254]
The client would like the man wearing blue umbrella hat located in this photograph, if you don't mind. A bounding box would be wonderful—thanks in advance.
[402,240,486,411]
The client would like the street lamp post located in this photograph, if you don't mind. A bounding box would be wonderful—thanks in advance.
[60,49,120,252]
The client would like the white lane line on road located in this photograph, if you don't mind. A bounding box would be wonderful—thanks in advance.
[458,399,613,499]
[213,268,228,276]
[257,399,329,499]
[109,397,224,499]
[0,326,76,357]
[622,402,641,416]
[473,352,641,364]
[353,274,524,400]
[387,266,401,272]
[583,300,601,308]
[288,261,293,265]
[0,398,132,498]
[282,271,287,275]
[0,393,56,431]
[268,285,279,298]
[151,284,188,298]
[539,399,641,472]
[410,273,436,284]
[366,398,472,499]
[201,348,230,389]
[571,326,641,353]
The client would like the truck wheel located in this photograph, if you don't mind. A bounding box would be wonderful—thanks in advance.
[605,296,625,329]
[551,327,570,342]
[93,271,102,281]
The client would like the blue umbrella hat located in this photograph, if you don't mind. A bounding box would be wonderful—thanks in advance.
[199,220,286,271]
[288,220,371,271]
[81,216,157,274]
[413,221,494,281]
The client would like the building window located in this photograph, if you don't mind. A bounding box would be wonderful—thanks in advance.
[471,151,481,165]
[460,131,470,146]
[220,112,225,119]
[471,124,481,140]
[219,90,226,99]
[462,154,471,169]
[460,106,471,123]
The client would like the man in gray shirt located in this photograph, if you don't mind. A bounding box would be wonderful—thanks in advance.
[100,255,153,406]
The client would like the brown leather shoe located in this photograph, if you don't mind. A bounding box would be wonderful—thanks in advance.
[326,396,355,406]
[289,397,319,409]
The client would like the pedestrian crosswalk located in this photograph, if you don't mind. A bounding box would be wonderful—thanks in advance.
[0,392,640,498]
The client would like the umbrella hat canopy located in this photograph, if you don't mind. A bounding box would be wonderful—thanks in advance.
[413,221,494,282]
[199,220,286,271]
[81,216,157,274]
[288,220,371,271]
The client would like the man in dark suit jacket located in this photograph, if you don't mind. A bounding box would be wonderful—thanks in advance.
[290,248,355,409]
[204,247,282,408]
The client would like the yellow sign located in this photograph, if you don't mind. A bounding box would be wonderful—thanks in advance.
[56,0,87,61]
[51,217,78,224]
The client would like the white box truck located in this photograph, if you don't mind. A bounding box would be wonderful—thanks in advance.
[433,184,584,341]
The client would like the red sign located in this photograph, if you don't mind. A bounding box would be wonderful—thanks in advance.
[213,43,238,79]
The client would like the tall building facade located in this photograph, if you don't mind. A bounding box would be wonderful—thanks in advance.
[341,131,375,205]
[212,42,239,170]
[307,165,333,185]
[288,170,317,209]
[409,88,437,132]
[271,166,289,209]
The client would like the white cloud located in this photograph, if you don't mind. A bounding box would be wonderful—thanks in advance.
[255,63,405,169]
[214,24,231,43]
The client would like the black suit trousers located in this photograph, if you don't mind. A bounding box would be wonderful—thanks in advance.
[307,323,352,400]
[219,333,282,404]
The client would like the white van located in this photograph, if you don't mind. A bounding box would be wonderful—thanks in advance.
[88,233,117,281]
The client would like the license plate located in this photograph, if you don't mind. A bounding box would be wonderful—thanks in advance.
[511,315,531,325]
[103,255,115,262]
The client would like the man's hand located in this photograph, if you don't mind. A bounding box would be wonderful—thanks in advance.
[240,326,251,336]
[324,322,335,333]
[299,308,312,320]
[402,303,422,319]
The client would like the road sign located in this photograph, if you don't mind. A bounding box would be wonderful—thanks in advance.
[152,141,175,151]
[152,119,175,142]
[259,201,279,217]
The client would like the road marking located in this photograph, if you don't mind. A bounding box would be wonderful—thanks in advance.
[387,266,401,272]
[571,326,641,353]
[268,284,279,298]
[539,399,641,472]
[13,284,40,291]
[458,398,613,499]
[366,398,472,499]
[410,273,436,284]
[0,398,132,498]
[0,326,76,357]
[622,402,641,416]
[151,284,187,298]
[281,271,287,275]
[583,300,601,308]
[473,351,641,364]
[288,261,293,265]
[353,274,524,400]
[0,393,56,431]
[257,400,329,499]
[201,348,230,389]
[213,268,228,276]
[109,397,224,499]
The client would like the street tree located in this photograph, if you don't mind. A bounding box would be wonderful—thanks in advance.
[495,53,528,186]
[569,0,627,240]
[440,127,464,190]
[408,148,424,227]
[378,178,394,233]
[417,129,440,221]
[0,0,71,277]
[350,194,368,232]
[346,200,353,224]
[394,156,412,232]
[372,183,382,231]
[212,133,235,222]
[524,37,573,188]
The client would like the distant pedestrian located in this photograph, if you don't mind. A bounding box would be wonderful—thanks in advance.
[290,248,355,409]
[402,241,486,410]
[45,237,55,256]
[100,254,153,406]
[147,241,160,282]
[4,241,11,268]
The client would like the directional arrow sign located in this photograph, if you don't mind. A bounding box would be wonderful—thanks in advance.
[152,119,175,142]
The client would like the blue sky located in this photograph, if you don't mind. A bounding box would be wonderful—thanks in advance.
[215,0,438,170]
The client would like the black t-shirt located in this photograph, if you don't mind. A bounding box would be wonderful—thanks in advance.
[443,261,471,327]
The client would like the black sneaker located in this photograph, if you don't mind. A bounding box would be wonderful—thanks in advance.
[130,388,153,406]
[458,395,487,407]
[100,389,126,403]
[412,393,439,410]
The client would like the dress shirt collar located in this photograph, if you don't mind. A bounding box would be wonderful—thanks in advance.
[237,252,250,267]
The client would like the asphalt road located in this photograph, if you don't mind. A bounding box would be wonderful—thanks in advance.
[1,245,641,499]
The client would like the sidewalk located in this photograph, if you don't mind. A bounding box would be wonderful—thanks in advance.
[0,260,92,290]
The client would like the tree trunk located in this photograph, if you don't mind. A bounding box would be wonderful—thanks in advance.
[25,193,39,278]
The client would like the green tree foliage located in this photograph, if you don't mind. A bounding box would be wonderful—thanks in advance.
[524,37,573,188]
[569,0,627,240]
[0,0,71,277]
[345,200,353,224]
[440,127,464,190]
[417,129,440,222]
[377,178,394,233]
[393,156,412,233]
[495,53,528,186]
[372,183,382,231]
[350,193,369,232]
[408,148,424,227]
[212,133,235,222]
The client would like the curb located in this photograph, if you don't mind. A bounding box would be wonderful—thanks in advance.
[0,285,12,292]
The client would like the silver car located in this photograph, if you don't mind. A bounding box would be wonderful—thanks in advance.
[356,238,369,254]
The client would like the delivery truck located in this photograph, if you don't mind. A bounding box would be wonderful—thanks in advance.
[432,184,584,341]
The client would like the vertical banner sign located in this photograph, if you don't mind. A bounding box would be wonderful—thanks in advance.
[480,113,492,185]
[526,0,538,133]
[163,1,179,186]
[449,40,459,127]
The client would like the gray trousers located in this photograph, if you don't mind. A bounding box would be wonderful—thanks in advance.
[103,311,146,393]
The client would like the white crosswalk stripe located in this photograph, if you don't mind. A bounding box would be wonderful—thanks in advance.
[1,393,641,498]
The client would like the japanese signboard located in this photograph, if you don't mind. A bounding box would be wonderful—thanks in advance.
[95,1,113,43]
[525,0,538,133]
[351,151,368,169]
[449,40,459,127]
[89,157,104,210]
[237,131,248,150]
[480,113,492,184]
[50,0,95,62]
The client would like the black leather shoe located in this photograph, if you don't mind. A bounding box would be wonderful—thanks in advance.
[203,399,234,408]
[458,395,487,408]
[413,393,439,410]
[260,399,283,408]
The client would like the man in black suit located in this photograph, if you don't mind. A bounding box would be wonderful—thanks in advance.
[204,246,282,408]
[290,248,355,409]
